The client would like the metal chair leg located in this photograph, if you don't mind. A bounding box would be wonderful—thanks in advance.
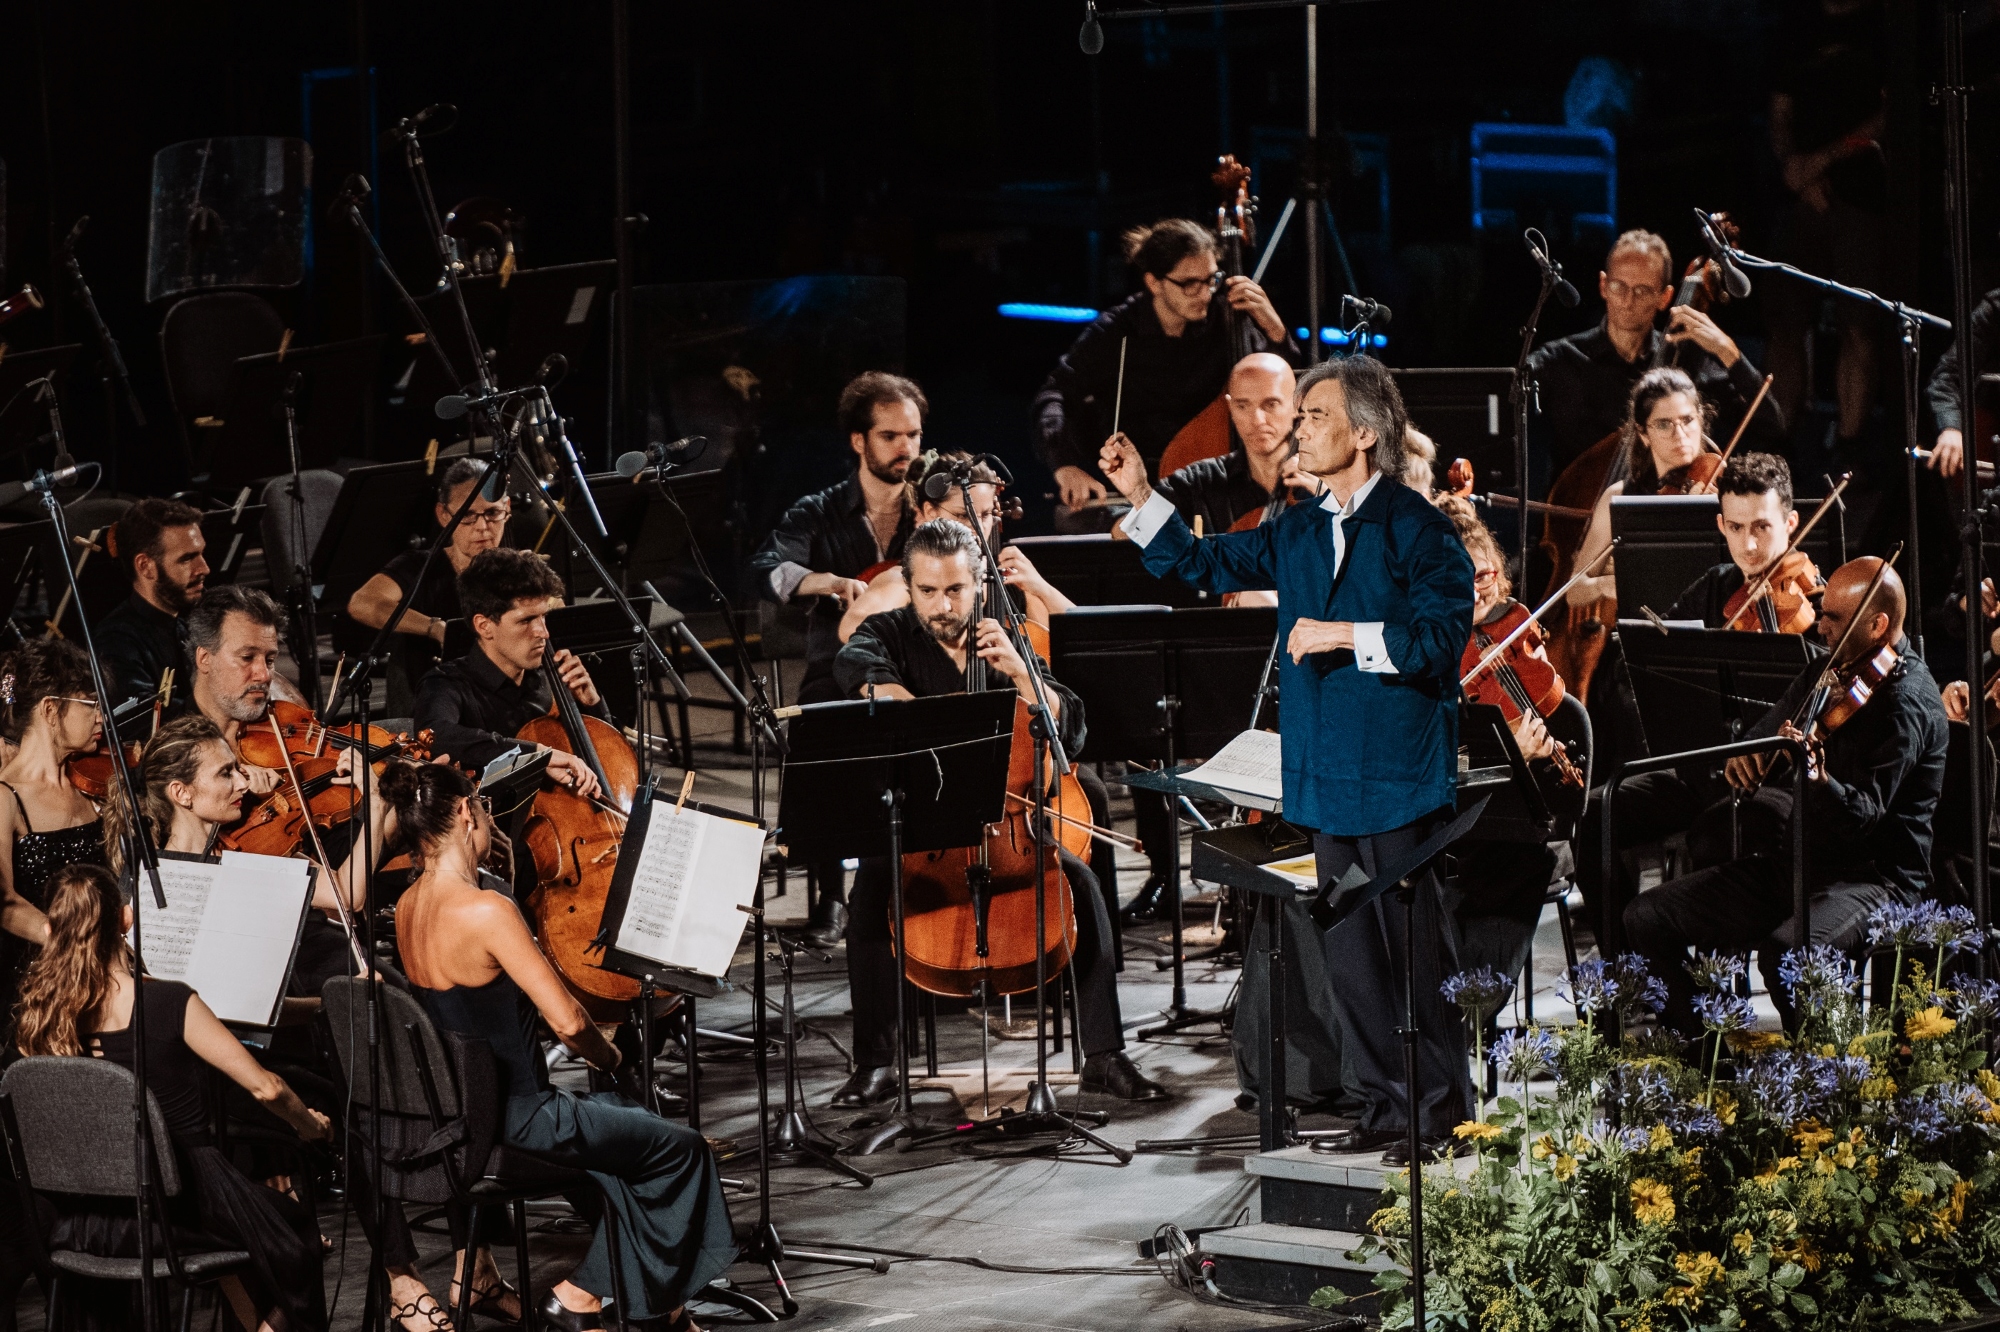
[1555,891,1580,974]
[513,1199,532,1332]
[179,1283,193,1332]
[455,1204,482,1332]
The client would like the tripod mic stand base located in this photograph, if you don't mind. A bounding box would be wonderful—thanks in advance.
[844,1108,957,1156]
[902,1082,1134,1163]
[1137,1002,1232,1040]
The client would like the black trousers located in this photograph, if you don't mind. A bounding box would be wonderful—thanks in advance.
[1130,788,1175,884]
[1623,857,1907,1039]
[847,848,1124,1067]
[1448,839,1559,984]
[795,673,850,909]
[1574,769,1790,931]
[1315,812,1473,1137]
[1074,764,1122,968]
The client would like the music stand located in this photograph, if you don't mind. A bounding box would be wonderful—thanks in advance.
[1007,535,1209,610]
[310,460,443,613]
[1610,495,1846,622]
[0,346,80,458]
[203,334,387,486]
[1049,605,1279,1033]
[778,693,1015,1154]
[1618,627,1816,756]
[200,500,266,586]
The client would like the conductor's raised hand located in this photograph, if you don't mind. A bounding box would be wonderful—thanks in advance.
[552,648,602,708]
[973,618,1031,687]
[1098,433,1152,506]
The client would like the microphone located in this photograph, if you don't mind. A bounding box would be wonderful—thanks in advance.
[1524,229,1579,308]
[0,462,99,508]
[435,393,476,420]
[1079,0,1104,53]
[615,436,705,478]
[1694,209,1752,299]
[1341,294,1393,325]
[326,173,371,221]
[479,454,508,503]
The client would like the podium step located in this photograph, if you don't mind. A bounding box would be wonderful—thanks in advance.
[1197,1222,1397,1304]
[1244,1142,1475,1233]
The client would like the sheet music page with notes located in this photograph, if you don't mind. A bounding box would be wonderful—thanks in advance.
[134,852,315,1027]
[1185,728,1285,801]
[614,804,764,979]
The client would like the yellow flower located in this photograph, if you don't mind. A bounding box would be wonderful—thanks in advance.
[1664,1251,1723,1309]
[1814,1156,1836,1176]
[1649,1124,1674,1152]
[1777,1155,1801,1173]
[1793,1123,1835,1155]
[1976,1069,2000,1102]
[1860,1076,1898,1101]
[1631,1177,1676,1227]
[1570,1132,1594,1157]
[1712,1090,1738,1126]
[1727,1030,1787,1056]
[1553,1154,1579,1181]
[1753,1166,1782,1189]
[1454,1120,1505,1142]
[1530,1132,1557,1161]
[1901,1187,1926,1208]
[1831,1142,1856,1169]
[1905,1007,1957,1041]
[1848,1030,1891,1056]
[1732,1230,1755,1254]
[1819,1043,1838,1057]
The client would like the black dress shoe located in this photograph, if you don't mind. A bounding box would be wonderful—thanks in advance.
[1308,1126,1403,1155]
[539,1291,614,1330]
[1079,1050,1170,1101]
[1119,874,1169,925]
[802,898,849,950]
[1379,1133,1466,1167]
[828,1064,899,1108]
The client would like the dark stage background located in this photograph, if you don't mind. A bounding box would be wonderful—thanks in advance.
[2,0,1997,587]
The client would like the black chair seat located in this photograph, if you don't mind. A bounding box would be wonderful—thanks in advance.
[49,1247,251,1281]
[468,1143,593,1200]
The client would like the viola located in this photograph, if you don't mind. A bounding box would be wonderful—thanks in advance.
[1539,213,1744,701]
[894,576,1085,999]
[218,722,434,858]
[1458,602,1583,789]
[64,741,143,801]
[235,699,410,771]
[1156,156,1258,479]
[518,655,648,1023]
[1722,549,1822,635]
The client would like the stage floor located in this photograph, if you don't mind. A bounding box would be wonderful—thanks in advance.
[9,663,1593,1331]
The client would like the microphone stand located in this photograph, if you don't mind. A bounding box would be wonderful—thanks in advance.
[34,454,172,1328]
[1510,238,1566,585]
[1721,239,1950,662]
[278,371,322,708]
[57,227,147,494]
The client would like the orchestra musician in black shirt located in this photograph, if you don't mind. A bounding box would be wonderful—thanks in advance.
[97,497,208,731]
[1664,453,1811,628]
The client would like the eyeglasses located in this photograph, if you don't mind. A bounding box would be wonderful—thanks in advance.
[474,794,493,815]
[462,507,512,528]
[56,697,102,712]
[1605,278,1665,302]
[1645,413,1700,437]
[1473,569,1500,587]
[1159,271,1222,295]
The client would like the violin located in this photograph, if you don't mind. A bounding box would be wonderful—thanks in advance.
[1458,602,1584,789]
[517,653,648,1022]
[1720,476,1848,635]
[64,741,143,801]
[894,574,1084,999]
[1157,156,1258,479]
[1759,549,1899,786]
[1539,213,1743,701]
[218,716,434,858]
[235,699,410,771]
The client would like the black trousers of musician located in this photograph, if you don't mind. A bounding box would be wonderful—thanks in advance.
[1447,840,1560,985]
[847,849,1123,1069]
[1624,857,1909,1040]
[1573,769,1790,934]
[1073,764,1122,967]
[1130,789,1175,889]
[1314,813,1473,1138]
[795,674,851,911]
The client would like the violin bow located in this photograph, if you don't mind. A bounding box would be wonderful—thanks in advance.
[1720,472,1850,630]
[1461,539,1620,689]
[262,713,372,975]
[1689,373,1774,496]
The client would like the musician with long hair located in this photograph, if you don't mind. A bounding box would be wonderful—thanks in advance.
[14,862,330,1332]
[382,759,735,1331]
[0,638,108,1032]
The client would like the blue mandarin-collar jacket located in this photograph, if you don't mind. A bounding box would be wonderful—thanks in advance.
[1133,476,1475,837]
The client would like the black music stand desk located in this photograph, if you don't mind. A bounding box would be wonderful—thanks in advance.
[1619,626,1817,754]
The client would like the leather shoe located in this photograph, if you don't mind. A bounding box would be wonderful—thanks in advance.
[1119,874,1169,924]
[802,898,848,950]
[539,1291,615,1330]
[1079,1050,1169,1101]
[1308,1126,1402,1155]
[828,1064,899,1108]
[1380,1133,1466,1167]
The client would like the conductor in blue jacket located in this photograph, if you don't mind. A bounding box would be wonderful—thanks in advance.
[1100,355,1477,1162]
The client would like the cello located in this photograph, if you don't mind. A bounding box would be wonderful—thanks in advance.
[1156,155,1258,479]
[893,575,1085,998]
[517,654,647,1022]
[1538,215,1743,700]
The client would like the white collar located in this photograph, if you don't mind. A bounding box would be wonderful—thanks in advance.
[1319,468,1383,518]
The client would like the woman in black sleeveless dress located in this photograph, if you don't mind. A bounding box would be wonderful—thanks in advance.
[384,762,735,1332]
[0,639,109,1035]
[14,863,332,1331]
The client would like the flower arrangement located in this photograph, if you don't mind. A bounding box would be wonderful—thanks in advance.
[1318,903,2000,1330]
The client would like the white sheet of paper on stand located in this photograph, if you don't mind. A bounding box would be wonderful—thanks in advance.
[614,804,765,979]
[1183,728,1284,802]
[1258,854,1320,890]
[135,852,315,1027]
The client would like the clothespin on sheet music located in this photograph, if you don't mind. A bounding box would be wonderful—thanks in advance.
[424,440,439,475]
[674,770,696,812]
[275,329,294,362]
[1194,515,1205,539]
[152,669,175,738]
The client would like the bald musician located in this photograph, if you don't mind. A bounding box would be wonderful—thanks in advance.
[1146,353,1317,533]
[1623,558,1948,1038]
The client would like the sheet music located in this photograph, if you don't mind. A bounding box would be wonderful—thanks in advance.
[1259,854,1320,890]
[614,804,764,979]
[1185,728,1285,802]
[134,852,314,1027]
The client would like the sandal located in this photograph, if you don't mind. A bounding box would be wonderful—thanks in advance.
[388,1293,455,1332]
[449,1275,522,1323]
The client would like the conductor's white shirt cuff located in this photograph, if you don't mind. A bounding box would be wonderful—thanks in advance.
[1119,491,1178,547]
[1354,622,1397,673]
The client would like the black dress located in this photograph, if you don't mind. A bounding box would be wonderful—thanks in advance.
[50,979,325,1331]
[0,784,105,1035]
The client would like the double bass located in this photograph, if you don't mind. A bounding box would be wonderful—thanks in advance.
[1156,155,1258,480]
[1538,215,1743,700]
[894,572,1085,998]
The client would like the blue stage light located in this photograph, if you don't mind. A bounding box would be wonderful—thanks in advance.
[998,302,1099,323]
